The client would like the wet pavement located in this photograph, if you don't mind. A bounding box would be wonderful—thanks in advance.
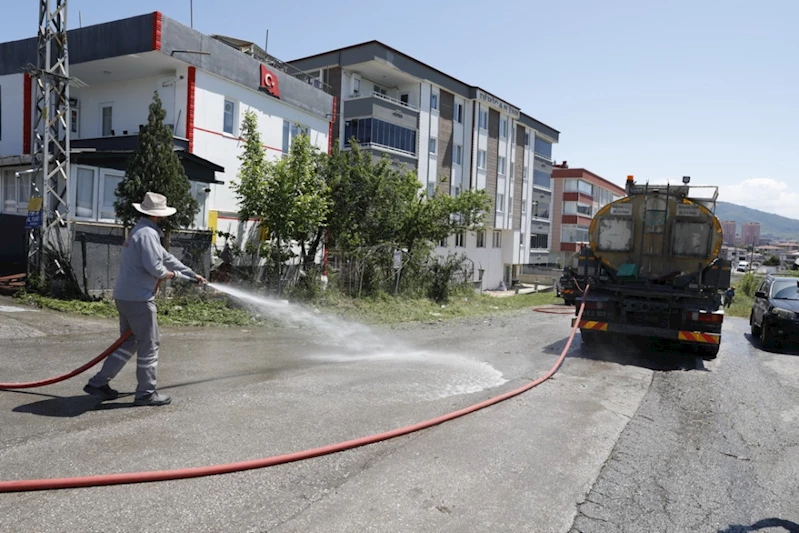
[0,295,794,532]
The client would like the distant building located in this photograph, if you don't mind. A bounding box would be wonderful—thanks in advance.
[550,163,625,264]
[741,222,761,247]
[720,220,737,245]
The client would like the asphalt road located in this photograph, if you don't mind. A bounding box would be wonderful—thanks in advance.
[0,296,797,532]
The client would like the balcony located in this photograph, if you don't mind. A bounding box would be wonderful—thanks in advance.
[343,91,419,129]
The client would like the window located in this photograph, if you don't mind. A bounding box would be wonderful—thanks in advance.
[101,104,113,136]
[510,162,515,179]
[400,93,409,105]
[439,237,448,247]
[455,231,464,247]
[498,156,506,175]
[99,171,124,221]
[427,182,436,197]
[497,193,505,212]
[429,138,437,154]
[476,230,485,248]
[523,166,529,182]
[524,131,530,146]
[454,103,463,123]
[283,120,310,153]
[500,118,508,138]
[534,137,552,160]
[430,93,438,110]
[353,78,360,95]
[561,224,590,243]
[1,169,32,215]
[493,230,502,248]
[71,106,79,136]
[477,150,487,170]
[564,179,593,196]
[223,99,235,135]
[75,167,95,218]
[563,201,593,217]
[374,84,387,96]
[533,169,551,189]
[530,233,548,249]
[522,201,527,214]
[479,109,488,130]
[453,144,463,165]
[344,118,417,154]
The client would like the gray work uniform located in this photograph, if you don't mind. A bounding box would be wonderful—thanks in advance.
[87,217,197,399]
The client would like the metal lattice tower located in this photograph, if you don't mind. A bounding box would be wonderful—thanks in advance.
[24,0,73,285]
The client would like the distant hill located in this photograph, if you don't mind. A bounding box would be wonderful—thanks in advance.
[714,201,799,241]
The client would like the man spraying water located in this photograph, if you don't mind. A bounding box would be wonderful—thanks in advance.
[83,192,207,406]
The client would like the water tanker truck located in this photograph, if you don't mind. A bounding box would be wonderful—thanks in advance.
[571,175,731,359]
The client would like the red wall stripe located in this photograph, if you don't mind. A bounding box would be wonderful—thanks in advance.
[327,96,337,155]
[23,74,31,154]
[152,11,163,51]
[192,126,282,153]
[186,66,196,153]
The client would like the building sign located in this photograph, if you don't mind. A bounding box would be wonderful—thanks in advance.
[259,64,281,98]
[476,89,520,119]
[24,197,42,229]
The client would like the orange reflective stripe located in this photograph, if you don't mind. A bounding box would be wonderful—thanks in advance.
[578,321,608,331]
[679,331,720,344]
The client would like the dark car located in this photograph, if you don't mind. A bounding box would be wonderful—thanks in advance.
[750,276,799,349]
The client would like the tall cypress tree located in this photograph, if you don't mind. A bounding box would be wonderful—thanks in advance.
[115,91,198,232]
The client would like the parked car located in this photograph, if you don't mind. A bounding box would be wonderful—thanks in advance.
[750,276,799,349]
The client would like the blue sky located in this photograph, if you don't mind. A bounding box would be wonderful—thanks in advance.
[3,0,797,217]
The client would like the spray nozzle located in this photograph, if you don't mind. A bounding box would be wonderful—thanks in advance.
[173,271,199,284]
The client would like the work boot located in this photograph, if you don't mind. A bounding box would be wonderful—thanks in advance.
[133,392,172,407]
[83,384,120,401]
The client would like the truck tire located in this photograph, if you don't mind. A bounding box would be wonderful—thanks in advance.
[750,313,761,337]
[696,344,719,360]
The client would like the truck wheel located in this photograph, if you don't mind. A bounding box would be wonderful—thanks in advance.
[760,322,777,351]
[750,313,761,337]
[696,344,719,360]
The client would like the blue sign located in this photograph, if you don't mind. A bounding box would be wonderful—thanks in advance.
[24,198,42,229]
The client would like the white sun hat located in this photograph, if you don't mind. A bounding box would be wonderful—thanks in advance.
[133,192,177,217]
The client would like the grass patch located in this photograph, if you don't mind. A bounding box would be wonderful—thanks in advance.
[15,291,257,327]
[317,290,559,325]
[725,293,754,319]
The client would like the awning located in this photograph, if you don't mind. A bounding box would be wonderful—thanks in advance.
[72,149,225,184]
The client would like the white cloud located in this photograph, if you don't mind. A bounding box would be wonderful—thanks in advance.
[718,178,799,220]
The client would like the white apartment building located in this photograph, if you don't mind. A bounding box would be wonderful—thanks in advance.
[0,13,333,284]
[290,42,560,289]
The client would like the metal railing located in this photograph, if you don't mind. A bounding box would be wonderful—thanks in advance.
[346,91,420,112]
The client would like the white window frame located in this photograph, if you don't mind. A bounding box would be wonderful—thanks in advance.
[455,231,464,247]
[223,99,237,136]
[500,117,508,138]
[427,182,436,197]
[479,109,488,130]
[476,230,485,248]
[493,230,502,248]
[497,193,505,212]
[498,156,506,175]
[453,144,463,165]
[454,102,463,123]
[1,169,32,215]
[524,131,530,146]
[283,120,310,154]
[429,137,437,155]
[353,77,361,95]
[477,150,487,170]
[523,165,529,182]
[99,102,113,137]
[98,169,125,222]
[73,165,98,220]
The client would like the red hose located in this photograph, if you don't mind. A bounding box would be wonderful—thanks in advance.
[0,281,162,391]
[0,285,589,493]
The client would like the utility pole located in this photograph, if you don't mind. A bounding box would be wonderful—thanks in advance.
[24,0,74,289]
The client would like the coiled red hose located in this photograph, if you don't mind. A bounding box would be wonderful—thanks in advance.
[0,285,589,493]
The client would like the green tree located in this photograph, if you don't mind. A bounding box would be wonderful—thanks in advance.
[115,91,198,232]
[231,125,329,294]
[764,255,781,266]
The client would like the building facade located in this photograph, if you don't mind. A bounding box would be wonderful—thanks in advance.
[720,220,737,246]
[0,12,333,285]
[289,42,560,288]
[550,163,625,265]
[741,222,761,247]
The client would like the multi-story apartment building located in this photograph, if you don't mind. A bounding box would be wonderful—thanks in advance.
[720,220,737,246]
[289,41,559,288]
[0,12,333,284]
[741,222,761,247]
[550,163,625,265]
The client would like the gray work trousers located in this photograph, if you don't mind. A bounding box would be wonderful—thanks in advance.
[88,299,160,399]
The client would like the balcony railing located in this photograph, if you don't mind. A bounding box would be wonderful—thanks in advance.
[344,142,417,159]
[347,91,420,112]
